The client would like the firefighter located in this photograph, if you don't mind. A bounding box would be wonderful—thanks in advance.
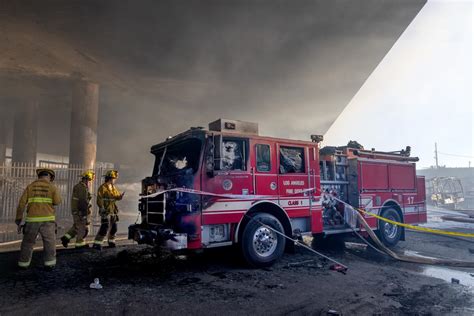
[93,170,124,250]
[15,168,62,270]
[61,170,95,249]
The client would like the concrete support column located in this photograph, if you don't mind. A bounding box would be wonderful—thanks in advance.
[12,100,38,165]
[69,80,99,169]
[0,107,7,165]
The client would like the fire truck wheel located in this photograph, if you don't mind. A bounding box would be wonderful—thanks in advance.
[241,213,286,268]
[377,208,402,247]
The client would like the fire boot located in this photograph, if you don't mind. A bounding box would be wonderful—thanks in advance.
[61,236,69,248]
[108,242,116,248]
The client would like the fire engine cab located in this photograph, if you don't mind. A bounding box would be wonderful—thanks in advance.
[129,119,427,267]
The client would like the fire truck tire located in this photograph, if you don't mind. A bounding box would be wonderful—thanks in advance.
[377,208,402,247]
[241,213,286,268]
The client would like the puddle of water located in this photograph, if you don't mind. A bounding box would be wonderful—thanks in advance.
[401,251,474,291]
[403,250,443,260]
[422,266,474,290]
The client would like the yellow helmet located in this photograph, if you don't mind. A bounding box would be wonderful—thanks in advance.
[36,168,56,181]
[81,170,95,181]
[104,170,119,179]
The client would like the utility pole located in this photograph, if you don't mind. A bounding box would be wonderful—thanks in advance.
[434,142,439,169]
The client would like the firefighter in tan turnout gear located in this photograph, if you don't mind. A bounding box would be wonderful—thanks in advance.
[15,168,62,270]
[93,170,124,250]
[61,171,95,249]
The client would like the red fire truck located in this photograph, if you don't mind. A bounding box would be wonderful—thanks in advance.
[129,119,427,267]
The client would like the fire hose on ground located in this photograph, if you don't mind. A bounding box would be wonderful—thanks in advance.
[245,190,474,270]
[327,194,474,268]
[3,187,473,268]
[144,188,474,269]
[355,210,474,267]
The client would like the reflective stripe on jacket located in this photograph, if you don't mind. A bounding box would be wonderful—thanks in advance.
[16,179,62,222]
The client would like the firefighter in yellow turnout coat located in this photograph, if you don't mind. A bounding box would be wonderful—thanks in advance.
[15,168,62,270]
[93,170,124,250]
[61,171,95,249]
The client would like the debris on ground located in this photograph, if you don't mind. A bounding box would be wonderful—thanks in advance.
[89,278,103,289]
[344,242,367,251]
[0,229,473,314]
[329,264,347,274]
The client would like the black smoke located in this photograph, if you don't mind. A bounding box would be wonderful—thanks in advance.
[0,0,426,183]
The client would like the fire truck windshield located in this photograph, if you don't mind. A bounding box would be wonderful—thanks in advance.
[153,138,202,176]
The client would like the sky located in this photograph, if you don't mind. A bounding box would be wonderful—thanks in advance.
[324,0,473,169]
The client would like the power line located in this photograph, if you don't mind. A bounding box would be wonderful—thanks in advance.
[438,151,474,159]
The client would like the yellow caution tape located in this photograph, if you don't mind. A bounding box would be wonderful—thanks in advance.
[357,208,474,238]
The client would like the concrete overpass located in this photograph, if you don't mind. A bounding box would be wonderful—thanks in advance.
[0,0,426,169]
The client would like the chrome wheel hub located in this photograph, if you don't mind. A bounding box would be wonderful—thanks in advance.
[253,226,277,257]
[383,216,398,239]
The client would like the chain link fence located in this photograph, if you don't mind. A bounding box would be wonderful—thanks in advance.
[0,162,110,242]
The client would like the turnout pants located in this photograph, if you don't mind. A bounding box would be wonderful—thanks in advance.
[94,215,118,245]
[64,215,90,247]
[18,222,56,268]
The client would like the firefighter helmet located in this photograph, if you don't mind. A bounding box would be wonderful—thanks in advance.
[81,170,95,181]
[104,170,119,179]
[36,168,56,181]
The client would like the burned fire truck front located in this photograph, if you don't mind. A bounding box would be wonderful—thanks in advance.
[128,129,206,250]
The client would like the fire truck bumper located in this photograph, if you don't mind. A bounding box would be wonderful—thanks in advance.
[128,224,188,250]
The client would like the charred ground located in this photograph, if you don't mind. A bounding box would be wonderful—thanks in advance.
[0,226,473,315]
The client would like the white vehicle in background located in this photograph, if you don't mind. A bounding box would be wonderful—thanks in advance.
[426,177,464,210]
